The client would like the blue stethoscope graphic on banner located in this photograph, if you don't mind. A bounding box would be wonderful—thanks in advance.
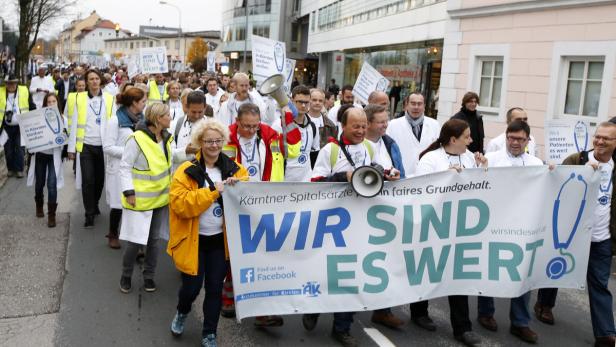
[274,43,285,73]
[156,52,166,70]
[599,168,612,206]
[44,108,65,145]
[547,173,587,280]
[376,78,389,92]
[574,121,589,152]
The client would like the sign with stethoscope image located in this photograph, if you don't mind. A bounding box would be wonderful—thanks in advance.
[251,35,287,88]
[545,119,592,164]
[18,106,68,153]
[139,46,169,74]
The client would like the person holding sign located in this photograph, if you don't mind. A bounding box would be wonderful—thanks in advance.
[27,93,65,228]
[1,74,35,178]
[167,120,247,347]
[118,103,172,294]
[67,69,115,228]
[147,74,168,106]
[416,118,487,347]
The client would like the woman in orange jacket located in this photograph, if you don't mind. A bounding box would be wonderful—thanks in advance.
[167,119,247,347]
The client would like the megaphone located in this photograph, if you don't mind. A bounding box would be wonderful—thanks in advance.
[259,74,298,116]
[351,164,385,198]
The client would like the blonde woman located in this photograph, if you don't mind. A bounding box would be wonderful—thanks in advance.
[118,103,172,294]
[167,119,247,347]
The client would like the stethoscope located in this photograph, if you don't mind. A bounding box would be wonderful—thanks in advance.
[547,173,587,280]
[274,42,285,73]
[574,121,589,152]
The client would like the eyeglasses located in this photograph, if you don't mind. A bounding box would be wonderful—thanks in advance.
[506,136,529,143]
[594,135,616,142]
[202,139,224,146]
[239,123,260,131]
[514,117,528,122]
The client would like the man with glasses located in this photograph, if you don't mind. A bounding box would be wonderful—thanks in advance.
[282,85,319,181]
[486,107,537,155]
[220,102,301,326]
[534,122,616,347]
[478,121,543,343]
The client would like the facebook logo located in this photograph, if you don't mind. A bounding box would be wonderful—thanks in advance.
[240,268,255,283]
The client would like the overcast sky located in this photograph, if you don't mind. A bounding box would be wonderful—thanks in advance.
[2,0,223,39]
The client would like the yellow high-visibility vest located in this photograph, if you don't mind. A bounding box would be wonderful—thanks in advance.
[121,130,172,211]
[74,91,114,152]
[0,86,30,124]
[66,92,78,134]
[147,81,168,105]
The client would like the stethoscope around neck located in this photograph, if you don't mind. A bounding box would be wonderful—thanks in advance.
[547,173,588,280]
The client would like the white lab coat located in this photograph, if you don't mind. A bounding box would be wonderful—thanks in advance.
[102,115,135,209]
[485,132,537,156]
[386,115,440,176]
[415,147,478,176]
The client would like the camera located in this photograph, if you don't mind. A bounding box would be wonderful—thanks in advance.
[4,110,13,124]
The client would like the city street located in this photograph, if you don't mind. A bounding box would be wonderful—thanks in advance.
[0,161,612,347]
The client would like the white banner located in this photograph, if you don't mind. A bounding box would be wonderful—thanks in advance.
[127,54,141,78]
[545,119,592,164]
[140,46,169,74]
[282,58,296,95]
[252,35,286,87]
[18,106,67,153]
[223,166,598,320]
[352,62,390,105]
[207,51,216,72]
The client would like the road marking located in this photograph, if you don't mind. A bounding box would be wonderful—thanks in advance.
[363,327,396,347]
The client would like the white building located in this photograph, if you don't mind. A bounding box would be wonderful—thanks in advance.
[75,19,130,64]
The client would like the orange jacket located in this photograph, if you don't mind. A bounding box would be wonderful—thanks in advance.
[167,151,248,275]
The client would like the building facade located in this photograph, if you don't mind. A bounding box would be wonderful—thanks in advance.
[76,20,130,64]
[302,0,447,117]
[56,11,102,63]
[440,0,616,158]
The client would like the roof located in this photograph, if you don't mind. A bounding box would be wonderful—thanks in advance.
[104,30,220,42]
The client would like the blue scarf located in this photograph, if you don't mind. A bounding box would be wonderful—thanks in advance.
[117,106,143,129]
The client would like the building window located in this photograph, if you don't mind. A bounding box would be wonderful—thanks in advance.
[236,27,246,41]
[310,11,316,32]
[130,42,133,49]
[252,24,270,38]
[478,59,503,108]
[563,59,604,117]
[175,40,180,49]
[149,41,153,47]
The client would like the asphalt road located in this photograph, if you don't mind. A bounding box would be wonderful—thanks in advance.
[0,161,614,346]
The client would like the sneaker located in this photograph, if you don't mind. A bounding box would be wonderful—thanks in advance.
[331,328,358,347]
[302,313,319,331]
[455,331,482,347]
[84,215,94,228]
[201,334,217,347]
[120,276,131,293]
[170,311,188,337]
[144,279,156,292]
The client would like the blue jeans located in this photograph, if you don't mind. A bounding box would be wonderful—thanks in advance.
[34,153,57,204]
[478,293,531,327]
[587,239,616,338]
[3,124,24,172]
[177,234,227,336]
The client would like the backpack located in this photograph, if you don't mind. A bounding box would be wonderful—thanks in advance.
[174,116,185,143]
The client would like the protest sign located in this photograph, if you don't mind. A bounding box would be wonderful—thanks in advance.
[545,119,592,163]
[282,58,296,95]
[223,166,597,320]
[127,54,140,78]
[140,46,169,74]
[352,62,390,104]
[252,35,286,87]
[18,106,67,153]
[207,52,216,72]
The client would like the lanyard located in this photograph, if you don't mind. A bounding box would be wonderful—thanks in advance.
[298,122,309,153]
[599,168,613,193]
[338,135,367,169]
[6,93,16,112]
[445,151,463,168]
[89,97,103,117]
[239,137,258,163]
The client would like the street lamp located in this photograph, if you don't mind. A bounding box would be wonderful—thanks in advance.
[159,1,182,33]
[115,23,120,38]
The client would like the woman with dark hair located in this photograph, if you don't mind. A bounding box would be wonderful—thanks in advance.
[103,86,146,249]
[452,91,485,154]
[415,118,487,347]
[27,93,65,227]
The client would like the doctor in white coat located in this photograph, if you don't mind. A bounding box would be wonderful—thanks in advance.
[103,86,146,249]
[386,92,440,176]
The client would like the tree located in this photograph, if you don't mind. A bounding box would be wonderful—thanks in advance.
[186,37,208,73]
[14,0,75,81]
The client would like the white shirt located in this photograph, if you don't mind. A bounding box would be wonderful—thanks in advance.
[29,75,55,109]
[485,149,543,167]
[589,151,613,242]
[199,167,224,236]
[370,137,393,171]
[103,83,119,96]
[206,90,223,113]
[83,95,104,146]
[168,99,184,131]
[285,117,320,182]
[171,117,197,171]
[63,80,70,100]
[486,132,537,156]
[239,134,261,182]
[415,147,477,176]
[308,114,324,128]
[386,115,440,176]
[312,140,376,179]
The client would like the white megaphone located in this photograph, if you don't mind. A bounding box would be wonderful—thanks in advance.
[259,74,298,115]
[351,164,385,198]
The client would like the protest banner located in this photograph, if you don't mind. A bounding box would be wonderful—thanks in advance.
[282,58,296,95]
[352,62,390,104]
[252,35,286,87]
[223,166,598,320]
[140,46,169,74]
[545,119,592,163]
[18,106,67,153]
[207,52,216,72]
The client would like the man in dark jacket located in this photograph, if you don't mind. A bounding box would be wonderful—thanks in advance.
[452,91,484,153]
[55,69,75,114]
[534,122,616,347]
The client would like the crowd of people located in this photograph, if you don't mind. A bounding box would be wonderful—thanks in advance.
[1,62,615,347]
